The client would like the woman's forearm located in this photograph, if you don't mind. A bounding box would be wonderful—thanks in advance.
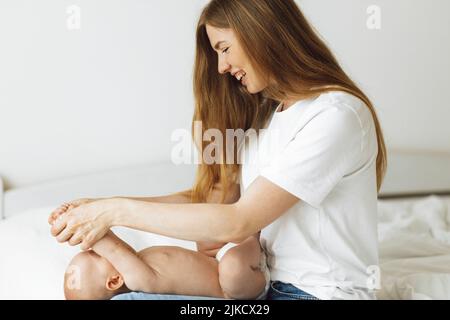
[109,198,245,244]
[109,184,241,252]
[110,190,192,204]
[110,182,239,205]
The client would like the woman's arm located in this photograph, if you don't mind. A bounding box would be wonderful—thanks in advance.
[52,176,299,250]
[111,190,192,204]
[107,200,238,243]
[49,191,192,225]
[116,183,241,257]
[50,183,239,254]
[109,176,297,243]
[196,182,241,256]
[113,181,240,205]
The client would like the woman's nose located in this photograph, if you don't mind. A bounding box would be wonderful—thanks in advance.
[218,57,231,75]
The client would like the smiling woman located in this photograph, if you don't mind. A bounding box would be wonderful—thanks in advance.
[51,0,387,301]
[206,26,268,94]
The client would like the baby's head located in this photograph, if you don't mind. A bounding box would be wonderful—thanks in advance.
[64,250,129,300]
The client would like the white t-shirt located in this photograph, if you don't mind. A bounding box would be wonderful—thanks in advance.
[239,91,379,300]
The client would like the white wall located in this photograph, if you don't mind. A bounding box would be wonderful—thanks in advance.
[300,0,450,152]
[0,0,208,189]
[1,0,449,190]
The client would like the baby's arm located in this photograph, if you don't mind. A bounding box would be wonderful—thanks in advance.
[92,232,226,298]
[93,232,226,298]
[91,232,161,293]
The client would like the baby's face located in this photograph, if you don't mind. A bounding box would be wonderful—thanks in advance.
[64,251,127,300]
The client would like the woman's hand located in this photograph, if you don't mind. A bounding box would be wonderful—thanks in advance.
[50,199,116,250]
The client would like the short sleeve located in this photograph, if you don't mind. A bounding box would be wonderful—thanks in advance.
[260,106,363,208]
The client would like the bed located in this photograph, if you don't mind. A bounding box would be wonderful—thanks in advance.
[1,151,450,300]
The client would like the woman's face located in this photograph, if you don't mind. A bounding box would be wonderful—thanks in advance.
[206,25,269,94]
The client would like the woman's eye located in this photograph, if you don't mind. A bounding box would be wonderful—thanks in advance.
[222,47,229,54]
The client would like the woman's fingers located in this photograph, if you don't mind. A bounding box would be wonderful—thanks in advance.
[51,216,68,237]
[68,231,84,246]
[80,229,104,251]
[80,240,94,251]
[50,199,106,248]
[55,224,75,243]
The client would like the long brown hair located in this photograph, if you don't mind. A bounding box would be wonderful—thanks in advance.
[179,0,387,203]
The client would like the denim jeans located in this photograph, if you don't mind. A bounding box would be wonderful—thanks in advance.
[111,292,228,300]
[111,281,318,300]
[266,281,319,300]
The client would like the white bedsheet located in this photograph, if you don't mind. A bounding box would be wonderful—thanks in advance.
[377,196,450,299]
[0,196,449,300]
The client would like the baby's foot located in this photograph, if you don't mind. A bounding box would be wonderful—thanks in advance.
[48,198,94,226]
[49,203,74,226]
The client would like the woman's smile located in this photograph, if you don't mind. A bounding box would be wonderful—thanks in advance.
[241,74,247,85]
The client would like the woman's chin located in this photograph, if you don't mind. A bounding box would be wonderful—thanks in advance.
[246,85,264,94]
[244,83,255,93]
[241,80,266,94]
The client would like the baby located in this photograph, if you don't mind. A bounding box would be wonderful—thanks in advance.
[50,203,270,300]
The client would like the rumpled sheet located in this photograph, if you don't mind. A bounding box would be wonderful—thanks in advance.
[377,196,450,299]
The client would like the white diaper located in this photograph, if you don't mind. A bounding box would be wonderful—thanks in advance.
[216,242,271,300]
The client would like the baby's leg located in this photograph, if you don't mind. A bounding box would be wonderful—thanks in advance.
[137,246,227,298]
[217,236,268,300]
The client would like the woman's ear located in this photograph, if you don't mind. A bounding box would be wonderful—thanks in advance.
[105,274,124,291]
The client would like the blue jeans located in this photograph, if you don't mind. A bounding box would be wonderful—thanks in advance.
[111,281,318,300]
[267,281,319,300]
[111,292,227,300]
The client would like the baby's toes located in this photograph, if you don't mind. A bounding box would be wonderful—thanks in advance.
[50,207,66,220]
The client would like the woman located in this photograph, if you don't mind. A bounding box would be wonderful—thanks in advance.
[50,0,387,300]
